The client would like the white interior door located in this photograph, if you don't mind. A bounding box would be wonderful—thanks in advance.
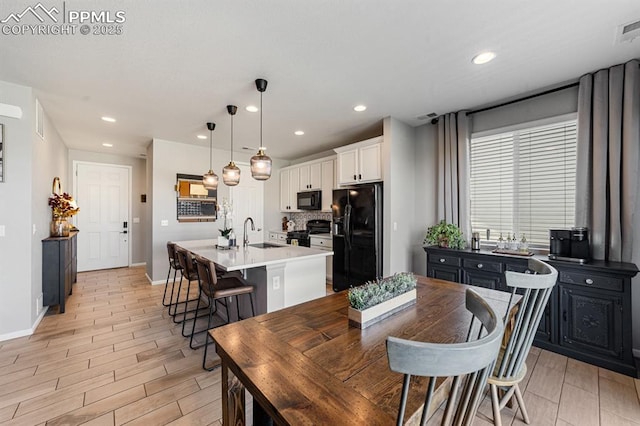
[75,162,130,271]
[230,164,264,244]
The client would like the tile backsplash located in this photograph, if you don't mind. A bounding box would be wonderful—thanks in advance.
[284,212,332,231]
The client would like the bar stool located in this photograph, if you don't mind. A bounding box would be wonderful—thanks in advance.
[194,254,255,371]
[173,247,208,328]
[163,242,182,308]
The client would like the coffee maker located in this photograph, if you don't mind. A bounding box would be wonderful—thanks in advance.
[549,227,590,263]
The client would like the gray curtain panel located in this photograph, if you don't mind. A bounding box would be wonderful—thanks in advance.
[437,112,471,240]
[575,60,640,262]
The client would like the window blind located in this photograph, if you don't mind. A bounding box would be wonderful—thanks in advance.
[469,120,577,248]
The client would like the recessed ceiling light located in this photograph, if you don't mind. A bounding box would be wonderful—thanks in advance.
[101,116,116,123]
[197,135,207,140]
[472,51,496,65]
[354,105,367,112]
[294,130,304,136]
[102,143,113,147]
[246,105,259,112]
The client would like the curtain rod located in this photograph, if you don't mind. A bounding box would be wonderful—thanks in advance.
[431,81,579,124]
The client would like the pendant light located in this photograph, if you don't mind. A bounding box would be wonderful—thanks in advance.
[250,78,273,180]
[223,105,241,186]
[202,122,219,190]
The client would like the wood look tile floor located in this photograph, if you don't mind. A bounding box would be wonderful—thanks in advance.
[0,268,636,425]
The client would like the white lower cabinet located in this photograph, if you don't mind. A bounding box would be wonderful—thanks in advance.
[310,235,333,283]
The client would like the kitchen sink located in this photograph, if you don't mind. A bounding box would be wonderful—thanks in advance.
[248,242,283,249]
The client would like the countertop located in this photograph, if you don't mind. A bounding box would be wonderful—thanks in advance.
[175,239,333,272]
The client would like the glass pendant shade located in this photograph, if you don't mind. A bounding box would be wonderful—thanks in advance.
[251,78,273,180]
[203,122,218,190]
[203,170,218,189]
[250,148,272,180]
[223,105,240,186]
[223,162,240,186]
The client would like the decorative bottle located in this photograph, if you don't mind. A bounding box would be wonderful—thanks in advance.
[497,233,505,249]
[510,233,518,250]
[228,230,236,247]
[520,234,528,253]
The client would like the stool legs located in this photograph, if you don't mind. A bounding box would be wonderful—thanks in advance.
[201,292,255,371]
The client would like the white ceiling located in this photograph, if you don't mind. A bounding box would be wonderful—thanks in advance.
[1,1,639,160]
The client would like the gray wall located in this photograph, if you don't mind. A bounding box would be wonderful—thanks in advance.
[471,86,579,133]
[412,123,439,275]
[382,117,418,276]
[68,150,147,264]
[0,80,68,338]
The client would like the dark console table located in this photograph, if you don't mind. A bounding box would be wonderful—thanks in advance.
[424,246,639,377]
[42,231,78,313]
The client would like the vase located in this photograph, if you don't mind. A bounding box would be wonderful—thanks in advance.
[348,289,417,329]
[50,217,70,237]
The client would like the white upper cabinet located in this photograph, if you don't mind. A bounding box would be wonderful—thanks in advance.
[280,167,300,211]
[280,156,335,212]
[334,136,383,185]
[298,162,322,191]
[321,159,335,211]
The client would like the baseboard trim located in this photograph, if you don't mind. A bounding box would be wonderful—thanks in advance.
[145,273,166,286]
[0,306,49,342]
[130,262,146,267]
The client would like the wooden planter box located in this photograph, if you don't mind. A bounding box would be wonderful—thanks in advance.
[348,289,417,329]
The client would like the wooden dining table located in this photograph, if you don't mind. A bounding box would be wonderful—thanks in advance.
[210,275,516,425]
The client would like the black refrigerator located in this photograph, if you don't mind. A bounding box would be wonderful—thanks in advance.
[332,183,382,292]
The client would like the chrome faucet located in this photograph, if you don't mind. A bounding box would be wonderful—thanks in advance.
[243,217,255,247]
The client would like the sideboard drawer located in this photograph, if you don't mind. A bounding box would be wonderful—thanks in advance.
[463,258,503,274]
[559,271,623,292]
[428,253,461,267]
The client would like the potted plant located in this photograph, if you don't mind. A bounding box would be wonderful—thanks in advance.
[347,273,417,329]
[424,220,466,249]
[217,198,233,246]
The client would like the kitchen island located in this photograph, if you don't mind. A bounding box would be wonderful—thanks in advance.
[175,240,332,314]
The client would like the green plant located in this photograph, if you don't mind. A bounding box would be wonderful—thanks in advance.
[347,273,417,311]
[424,220,466,249]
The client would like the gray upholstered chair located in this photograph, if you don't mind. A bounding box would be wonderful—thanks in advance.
[488,258,558,426]
[386,289,505,426]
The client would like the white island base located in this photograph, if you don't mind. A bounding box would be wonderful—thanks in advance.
[244,256,327,314]
[174,240,331,316]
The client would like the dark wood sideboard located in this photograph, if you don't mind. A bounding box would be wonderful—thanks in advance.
[42,231,78,314]
[424,246,639,377]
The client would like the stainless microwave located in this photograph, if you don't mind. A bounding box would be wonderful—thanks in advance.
[297,190,321,210]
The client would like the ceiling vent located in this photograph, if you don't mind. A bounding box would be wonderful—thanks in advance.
[616,19,640,44]
[417,112,438,120]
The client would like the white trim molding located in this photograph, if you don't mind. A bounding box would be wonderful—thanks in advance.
[0,306,48,342]
[0,102,23,119]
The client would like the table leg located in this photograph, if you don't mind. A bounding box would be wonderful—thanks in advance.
[221,359,246,426]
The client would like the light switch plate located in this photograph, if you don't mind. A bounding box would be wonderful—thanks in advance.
[161,220,168,227]
[0,225,5,237]
[133,217,140,224]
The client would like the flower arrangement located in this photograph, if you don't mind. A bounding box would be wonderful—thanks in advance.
[48,192,80,218]
[347,272,417,311]
[424,220,466,249]
[218,198,233,238]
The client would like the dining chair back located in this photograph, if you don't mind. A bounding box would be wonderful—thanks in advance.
[387,289,504,426]
[488,257,558,426]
